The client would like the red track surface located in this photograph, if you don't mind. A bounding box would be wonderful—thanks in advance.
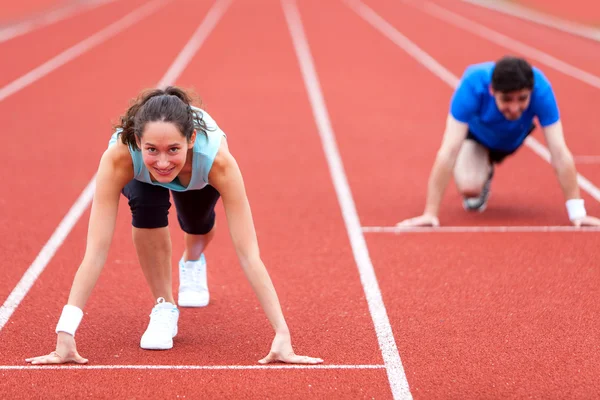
[1,0,599,398]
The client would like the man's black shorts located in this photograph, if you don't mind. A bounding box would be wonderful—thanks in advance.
[466,124,536,164]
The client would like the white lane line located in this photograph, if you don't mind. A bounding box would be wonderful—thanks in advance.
[282,1,412,399]
[461,0,600,43]
[0,0,233,333]
[0,0,170,103]
[574,155,600,164]
[0,0,119,43]
[362,226,600,233]
[2,363,386,371]
[344,0,600,206]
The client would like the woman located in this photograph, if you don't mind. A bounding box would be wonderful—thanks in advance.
[25,86,323,365]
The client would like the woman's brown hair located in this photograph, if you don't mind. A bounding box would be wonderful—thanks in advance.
[115,86,208,151]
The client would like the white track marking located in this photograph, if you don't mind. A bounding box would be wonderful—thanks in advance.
[344,0,600,206]
[282,1,412,399]
[362,226,600,233]
[0,0,119,43]
[461,0,600,43]
[0,0,232,332]
[0,0,170,103]
[574,155,600,164]
[3,363,385,370]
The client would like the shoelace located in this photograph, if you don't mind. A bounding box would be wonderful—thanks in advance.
[148,301,175,333]
[180,262,206,292]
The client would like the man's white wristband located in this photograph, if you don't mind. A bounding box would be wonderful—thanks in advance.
[55,305,84,336]
[566,199,586,222]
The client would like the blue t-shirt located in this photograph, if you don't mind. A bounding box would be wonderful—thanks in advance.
[450,62,560,152]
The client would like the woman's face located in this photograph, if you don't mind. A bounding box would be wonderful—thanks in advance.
[139,121,195,182]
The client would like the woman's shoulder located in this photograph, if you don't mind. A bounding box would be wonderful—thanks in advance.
[104,137,134,172]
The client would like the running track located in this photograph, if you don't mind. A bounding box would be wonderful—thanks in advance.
[1,0,599,398]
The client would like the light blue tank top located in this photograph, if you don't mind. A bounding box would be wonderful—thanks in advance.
[108,107,225,192]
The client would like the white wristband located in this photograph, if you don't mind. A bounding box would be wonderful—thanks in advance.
[55,305,84,336]
[566,199,586,221]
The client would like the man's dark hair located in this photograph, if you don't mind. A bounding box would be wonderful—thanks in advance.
[491,56,534,93]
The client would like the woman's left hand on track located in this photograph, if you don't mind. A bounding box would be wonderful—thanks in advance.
[258,331,323,365]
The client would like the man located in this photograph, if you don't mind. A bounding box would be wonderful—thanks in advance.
[397,56,600,227]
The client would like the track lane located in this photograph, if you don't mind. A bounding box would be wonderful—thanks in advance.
[1,0,393,398]
[326,0,600,397]
[364,232,600,399]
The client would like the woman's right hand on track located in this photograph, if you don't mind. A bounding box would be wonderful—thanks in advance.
[25,332,88,365]
[396,213,440,227]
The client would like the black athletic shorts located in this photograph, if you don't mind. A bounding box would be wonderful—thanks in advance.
[466,124,536,164]
[122,179,221,235]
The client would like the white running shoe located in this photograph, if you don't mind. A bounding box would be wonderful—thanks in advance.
[178,254,209,307]
[140,297,179,350]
